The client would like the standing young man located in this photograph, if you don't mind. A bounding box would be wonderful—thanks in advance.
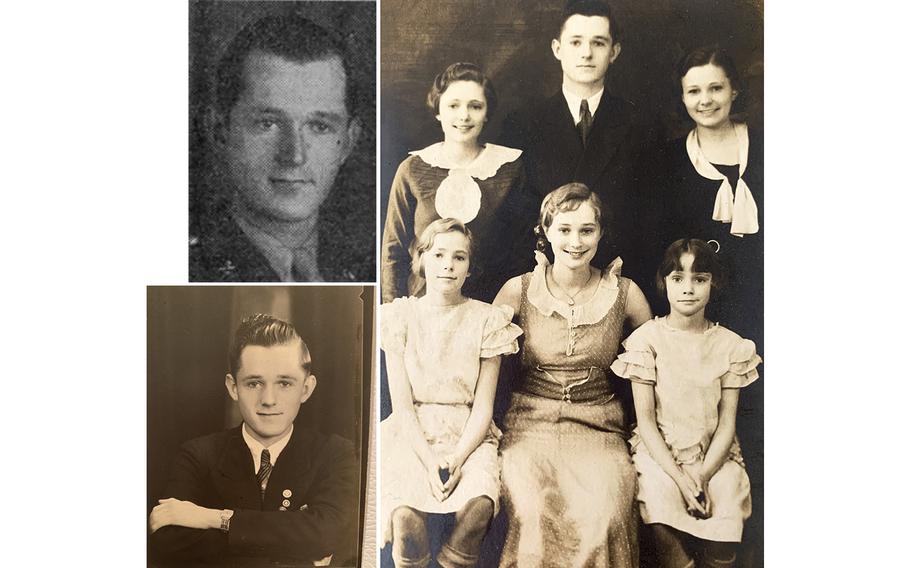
[149,314,358,566]
[501,0,655,281]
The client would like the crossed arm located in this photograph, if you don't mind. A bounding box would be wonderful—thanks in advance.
[149,435,358,563]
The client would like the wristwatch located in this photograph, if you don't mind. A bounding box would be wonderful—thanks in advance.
[220,509,234,532]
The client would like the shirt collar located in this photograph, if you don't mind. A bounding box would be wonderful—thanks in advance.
[242,423,294,472]
[232,213,322,282]
[562,85,605,125]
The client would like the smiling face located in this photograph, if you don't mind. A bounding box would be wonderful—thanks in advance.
[225,340,316,447]
[221,51,361,223]
[421,230,471,296]
[552,15,620,93]
[436,80,487,145]
[681,63,738,130]
[664,252,713,318]
[545,201,602,269]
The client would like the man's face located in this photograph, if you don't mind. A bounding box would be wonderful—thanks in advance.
[552,15,621,91]
[221,51,361,223]
[225,340,316,447]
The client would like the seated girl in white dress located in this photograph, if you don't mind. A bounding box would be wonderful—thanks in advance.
[381,218,522,568]
[611,239,761,568]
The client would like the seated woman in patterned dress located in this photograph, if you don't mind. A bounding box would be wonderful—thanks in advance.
[493,183,652,568]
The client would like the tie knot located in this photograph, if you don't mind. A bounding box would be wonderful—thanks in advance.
[580,99,590,114]
[260,449,271,472]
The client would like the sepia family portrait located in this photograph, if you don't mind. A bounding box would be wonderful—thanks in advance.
[379,1,763,567]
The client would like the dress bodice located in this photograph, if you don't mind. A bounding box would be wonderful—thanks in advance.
[517,263,629,377]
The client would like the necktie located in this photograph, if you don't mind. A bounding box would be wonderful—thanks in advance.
[578,99,592,147]
[257,449,272,499]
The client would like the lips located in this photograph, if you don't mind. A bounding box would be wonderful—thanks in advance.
[270,178,313,190]
[564,249,589,257]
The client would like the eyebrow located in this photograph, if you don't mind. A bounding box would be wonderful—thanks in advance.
[243,107,347,124]
[567,34,611,41]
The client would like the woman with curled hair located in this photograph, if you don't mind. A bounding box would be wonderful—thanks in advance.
[656,45,763,352]
[493,183,652,567]
[382,62,526,304]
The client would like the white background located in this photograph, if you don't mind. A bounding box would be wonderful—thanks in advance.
[0,1,907,565]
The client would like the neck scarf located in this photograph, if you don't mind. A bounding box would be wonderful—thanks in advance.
[685,123,758,237]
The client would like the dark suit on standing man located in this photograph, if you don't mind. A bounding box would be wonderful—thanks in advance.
[150,425,358,566]
[500,90,655,285]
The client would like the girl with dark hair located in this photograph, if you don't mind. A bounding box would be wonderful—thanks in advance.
[612,239,761,568]
[655,46,763,351]
[382,62,526,304]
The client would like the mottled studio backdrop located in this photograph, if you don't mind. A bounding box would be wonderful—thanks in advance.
[380,1,764,567]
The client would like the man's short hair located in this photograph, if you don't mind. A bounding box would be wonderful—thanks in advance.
[228,314,312,378]
[215,14,356,119]
[557,0,620,42]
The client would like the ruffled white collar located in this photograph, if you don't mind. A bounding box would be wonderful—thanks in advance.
[527,257,623,325]
[685,123,759,237]
[410,142,522,180]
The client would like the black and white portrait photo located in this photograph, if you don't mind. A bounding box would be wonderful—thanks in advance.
[189,1,376,283]
[379,1,764,567]
[147,286,374,567]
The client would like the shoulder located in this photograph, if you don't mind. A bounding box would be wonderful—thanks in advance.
[179,427,239,459]
[294,428,356,463]
[493,274,524,312]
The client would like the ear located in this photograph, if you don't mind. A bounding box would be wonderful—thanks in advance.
[609,42,622,63]
[299,375,317,404]
[225,374,239,401]
[551,38,562,60]
[731,89,739,100]
[339,118,363,162]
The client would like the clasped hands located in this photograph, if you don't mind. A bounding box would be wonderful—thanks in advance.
[673,462,713,520]
[149,498,220,533]
[425,454,464,502]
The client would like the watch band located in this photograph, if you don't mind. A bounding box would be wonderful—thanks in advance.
[220,509,234,532]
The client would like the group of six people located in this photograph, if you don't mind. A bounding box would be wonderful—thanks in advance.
[380,1,763,567]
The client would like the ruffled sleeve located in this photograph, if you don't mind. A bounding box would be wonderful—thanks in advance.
[480,304,522,358]
[720,338,761,388]
[379,298,410,355]
[610,323,657,385]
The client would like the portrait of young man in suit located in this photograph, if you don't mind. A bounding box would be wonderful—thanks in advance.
[189,5,374,283]
[500,0,655,282]
[149,313,359,567]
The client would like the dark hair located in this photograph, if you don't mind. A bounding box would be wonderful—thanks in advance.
[426,62,498,119]
[655,239,727,296]
[675,45,745,115]
[557,0,620,42]
[410,218,475,279]
[215,14,355,119]
[228,314,312,378]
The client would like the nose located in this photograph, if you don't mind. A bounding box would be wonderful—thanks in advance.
[569,231,582,247]
[441,255,454,270]
[277,125,306,166]
[260,384,277,407]
[457,105,470,121]
[580,41,593,58]
[683,278,695,294]
[699,91,712,106]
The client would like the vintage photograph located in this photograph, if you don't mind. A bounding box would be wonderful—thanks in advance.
[188,1,376,283]
[147,285,374,567]
[379,1,763,567]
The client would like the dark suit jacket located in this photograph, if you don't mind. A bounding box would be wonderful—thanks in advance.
[500,91,657,284]
[150,425,359,567]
